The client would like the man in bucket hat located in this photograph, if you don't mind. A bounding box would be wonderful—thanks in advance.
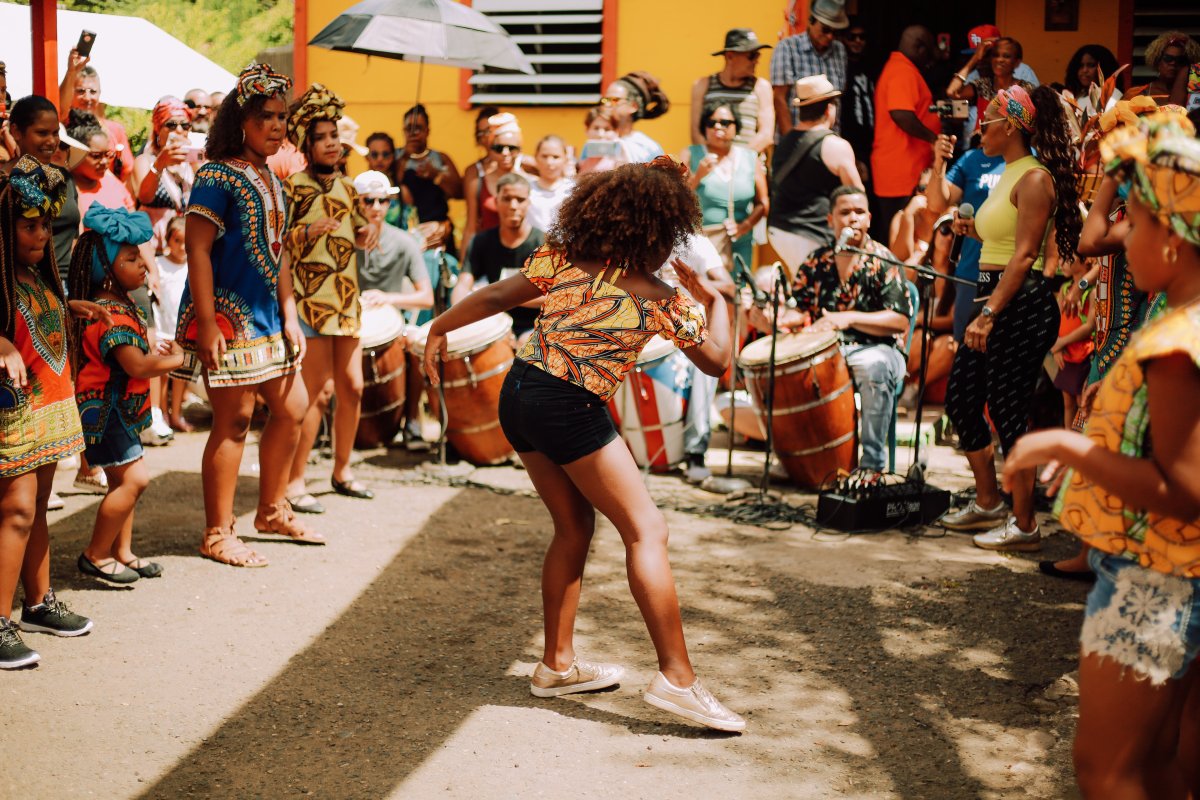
[691,28,775,153]
[770,0,849,135]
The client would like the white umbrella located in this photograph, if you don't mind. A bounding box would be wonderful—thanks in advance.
[1,2,237,109]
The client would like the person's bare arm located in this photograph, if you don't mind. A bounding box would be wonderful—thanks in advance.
[673,259,730,377]
[459,170,480,263]
[889,110,937,144]
[112,340,185,380]
[425,275,542,383]
[690,77,707,146]
[823,136,864,188]
[749,78,776,153]
[58,49,87,123]
[926,134,963,215]
[816,309,910,338]
[436,153,464,200]
[772,85,794,135]
[1078,174,1125,257]
[184,216,223,369]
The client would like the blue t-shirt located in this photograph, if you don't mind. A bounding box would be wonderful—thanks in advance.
[946,148,1005,282]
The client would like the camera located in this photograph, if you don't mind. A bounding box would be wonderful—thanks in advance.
[929,99,970,120]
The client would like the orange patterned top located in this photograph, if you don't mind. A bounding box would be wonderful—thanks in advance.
[1056,299,1200,577]
[516,246,708,400]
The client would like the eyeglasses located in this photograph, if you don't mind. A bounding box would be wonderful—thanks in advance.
[490,143,520,154]
[184,99,212,111]
[362,197,390,206]
[162,120,191,131]
[708,119,736,128]
[599,96,623,106]
[742,51,761,61]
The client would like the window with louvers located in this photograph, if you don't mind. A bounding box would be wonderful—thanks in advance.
[469,0,605,106]
[1131,0,1200,86]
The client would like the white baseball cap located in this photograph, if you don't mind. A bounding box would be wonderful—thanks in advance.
[352,170,400,197]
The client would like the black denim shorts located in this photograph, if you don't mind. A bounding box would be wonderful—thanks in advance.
[499,359,618,465]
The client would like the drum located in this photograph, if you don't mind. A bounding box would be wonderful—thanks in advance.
[409,314,515,465]
[738,331,857,488]
[355,305,408,449]
[607,335,692,472]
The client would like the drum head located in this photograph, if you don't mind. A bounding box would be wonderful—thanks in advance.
[409,313,514,357]
[738,330,839,368]
[359,305,406,349]
[637,333,679,366]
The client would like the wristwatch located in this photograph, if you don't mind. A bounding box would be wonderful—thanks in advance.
[1077,277,1090,291]
[981,306,996,319]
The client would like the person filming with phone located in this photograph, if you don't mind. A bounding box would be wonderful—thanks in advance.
[132,97,195,255]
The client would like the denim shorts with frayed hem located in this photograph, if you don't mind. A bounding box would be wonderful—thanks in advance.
[83,413,145,470]
[499,359,618,466]
[1081,548,1200,685]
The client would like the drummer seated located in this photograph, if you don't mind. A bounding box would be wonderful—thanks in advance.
[453,173,546,350]
[748,186,912,473]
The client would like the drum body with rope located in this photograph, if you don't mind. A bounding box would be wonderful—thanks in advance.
[355,305,408,449]
[409,314,516,465]
[738,330,858,487]
[607,334,692,472]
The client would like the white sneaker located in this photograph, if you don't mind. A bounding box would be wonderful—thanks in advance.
[973,516,1042,552]
[530,658,624,698]
[683,455,711,484]
[942,500,1009,531]
[644,672,746,732]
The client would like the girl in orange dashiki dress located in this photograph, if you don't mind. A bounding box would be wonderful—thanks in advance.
[422,159,746,732]
[1002,112,1200,794]
[0,156,94,669]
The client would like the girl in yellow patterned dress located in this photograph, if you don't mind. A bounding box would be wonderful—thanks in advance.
[282,84,376,512]
[1004,112,1200,796]
[423,159,745,731]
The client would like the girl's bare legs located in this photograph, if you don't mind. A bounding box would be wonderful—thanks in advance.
[202,383,258,528]
[329,336,364,485]
[168,379,193,432]
[518,449,597,671]
[561,439,696,687]
[286,337,332,498]
[0,470,39,618]
[252,371,309,526]
[83,459,148,568]
[1074,651,1195,799]
[20,464,58,604]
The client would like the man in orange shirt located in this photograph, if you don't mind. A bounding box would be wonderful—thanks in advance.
[870,25,940,242]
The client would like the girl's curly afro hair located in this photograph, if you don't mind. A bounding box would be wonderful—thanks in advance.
[547,156,701,274]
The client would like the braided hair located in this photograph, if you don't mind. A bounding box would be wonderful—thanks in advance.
[64,229,106,379]
[0,175,68,343]
[1028,85,1081,264]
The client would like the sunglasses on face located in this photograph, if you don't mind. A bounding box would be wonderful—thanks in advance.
[708,119,736,128]
[844,32,866,41]
[1160,54,1185,66]
[490,143,520,154]
[979,117,1006,127]
[162,120,191,131]
[362,197,390,207]
[184,99,211,111]
[367,150,392,159]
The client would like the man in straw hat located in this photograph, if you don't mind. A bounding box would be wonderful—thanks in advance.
[770,0,849,135]
[767,74,862,274]
[691,28,775,153]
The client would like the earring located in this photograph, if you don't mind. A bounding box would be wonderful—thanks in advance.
[1164,244,1178,264]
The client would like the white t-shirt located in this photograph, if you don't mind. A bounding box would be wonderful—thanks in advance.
[658,233,725,291]
[526,178,574,232]
[153,255,189,341]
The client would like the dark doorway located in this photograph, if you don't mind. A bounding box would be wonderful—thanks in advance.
[850,0,999,89]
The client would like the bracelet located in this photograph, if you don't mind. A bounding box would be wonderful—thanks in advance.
[149,163,160,176]
[954,73,968,82]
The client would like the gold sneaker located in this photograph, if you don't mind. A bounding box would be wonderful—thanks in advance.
[530,658,624,698]
[644,672,746,732]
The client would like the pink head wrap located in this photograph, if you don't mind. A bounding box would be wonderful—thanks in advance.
[990,85,1036,133]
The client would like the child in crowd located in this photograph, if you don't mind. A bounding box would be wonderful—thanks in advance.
[527,135,574,232]
[153,216,192,431]
[0,156,96,669]
[70,204,184,584]
[1050,264,1095,429]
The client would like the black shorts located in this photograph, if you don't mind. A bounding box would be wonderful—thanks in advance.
[499,359,619,465]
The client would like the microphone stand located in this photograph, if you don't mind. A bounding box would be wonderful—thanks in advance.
[759,264,790,497]
[433,247,455,465]
[703,255,754,495]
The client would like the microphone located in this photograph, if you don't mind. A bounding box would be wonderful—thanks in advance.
[948,202,974,267]
[834,227,856,253]
[435,247,457,289]
[732,253,769,308]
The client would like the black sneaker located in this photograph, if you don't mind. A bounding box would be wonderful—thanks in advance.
[0,617,40,668]
[20,590,93,637]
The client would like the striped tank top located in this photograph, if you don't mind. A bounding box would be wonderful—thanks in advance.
[704,74,759,148]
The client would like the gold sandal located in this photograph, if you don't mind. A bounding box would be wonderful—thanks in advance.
[200,521,269,568]
[254,501,326,546]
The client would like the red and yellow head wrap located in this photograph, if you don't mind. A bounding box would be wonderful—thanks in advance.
[152,96,190,133]
[235,62,292,107]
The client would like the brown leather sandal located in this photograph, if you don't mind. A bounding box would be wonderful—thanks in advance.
[200,522,269,568]
[254,501,326,545]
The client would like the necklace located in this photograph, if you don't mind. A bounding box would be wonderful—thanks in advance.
[407,148,431,160]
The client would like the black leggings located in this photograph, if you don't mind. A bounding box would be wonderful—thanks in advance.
[945,279,1058,454]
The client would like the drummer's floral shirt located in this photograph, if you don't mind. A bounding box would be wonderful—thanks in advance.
[517,246,708,400]
[791,238,913,349]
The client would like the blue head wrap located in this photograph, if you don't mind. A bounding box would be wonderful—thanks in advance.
[81,204,153,285]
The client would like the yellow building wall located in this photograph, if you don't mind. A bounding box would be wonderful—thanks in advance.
[306,0,785,181]
[995,0,1121,87]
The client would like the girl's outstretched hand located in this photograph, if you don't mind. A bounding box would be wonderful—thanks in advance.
[68,299,114,327]
[672,258,720,308]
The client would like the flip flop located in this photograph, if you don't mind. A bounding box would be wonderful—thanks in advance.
[287,493,326,514]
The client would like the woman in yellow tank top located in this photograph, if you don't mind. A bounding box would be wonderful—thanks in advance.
[1001,110,1200,800]
[940,85,1082,551]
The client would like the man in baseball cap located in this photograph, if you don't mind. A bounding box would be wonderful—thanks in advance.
[692,29,775,152]
[963,24,1001,55]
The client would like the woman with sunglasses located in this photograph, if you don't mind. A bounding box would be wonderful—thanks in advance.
[1136,32,1200,106]
[132,97,194,256]
[460,112,526,264]
[678,102,766,273]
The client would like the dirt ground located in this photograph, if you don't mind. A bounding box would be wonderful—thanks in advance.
[1,420,1087,799]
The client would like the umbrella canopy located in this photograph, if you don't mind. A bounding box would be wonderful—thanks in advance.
[1,2,238,109]
[309,0,535,75]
